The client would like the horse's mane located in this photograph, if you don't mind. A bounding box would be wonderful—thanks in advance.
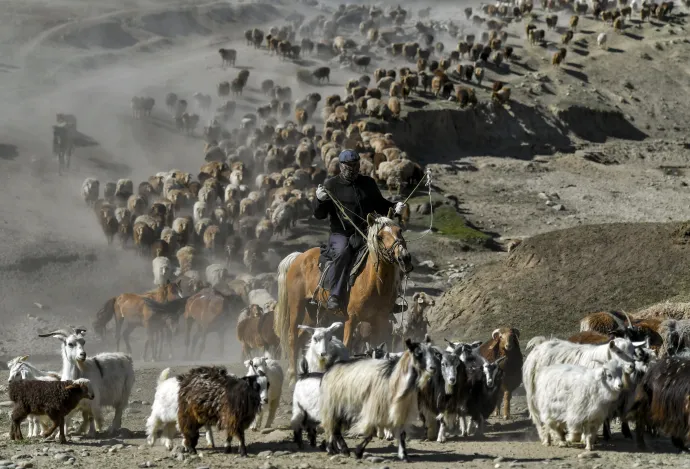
[366,215,398,259]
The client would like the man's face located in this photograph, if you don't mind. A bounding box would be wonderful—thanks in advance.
[340,161,360,181]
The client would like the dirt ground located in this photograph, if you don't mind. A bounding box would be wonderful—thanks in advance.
[1,0,690,466]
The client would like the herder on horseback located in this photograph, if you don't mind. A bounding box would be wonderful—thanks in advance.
[314,149,407,312]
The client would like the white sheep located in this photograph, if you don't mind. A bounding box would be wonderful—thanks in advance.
[298,323,350,373]
[532,360,629,450]
[597,32,607,49]
[81,178,99,206]
[7,356,60,437]
[244,357,284,430]
[205,263,229,287]
[152,256,173,287]
[248,288,276,311]
[193,201,208,224]
[291,357,322,449]
[146,368,214,450]
[38,328,135,437]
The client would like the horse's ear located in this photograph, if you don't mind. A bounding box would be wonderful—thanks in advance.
[367,213,376,227]
[387,207,395,219]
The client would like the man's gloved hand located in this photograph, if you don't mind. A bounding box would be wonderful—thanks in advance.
[394,202,406,215]
[316,184,329,202]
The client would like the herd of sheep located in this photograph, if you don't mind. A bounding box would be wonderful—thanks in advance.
[14,0,687,460]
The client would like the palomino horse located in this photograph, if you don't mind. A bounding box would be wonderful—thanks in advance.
[273,211,413,383]
[183,287,245,359]
[92,282,184,360]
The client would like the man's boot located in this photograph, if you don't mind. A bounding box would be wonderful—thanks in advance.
[326,295,341,311]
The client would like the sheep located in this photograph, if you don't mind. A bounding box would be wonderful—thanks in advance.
[319,339,437,460]
[244,357,284,430]
[523,337,642,438]
[633,356,690,451]
[153,256,173,287]
[218,48,237,67]
[479,328,523,419]
[177,366,269,456]
[9,378,94,443]
[312,66,331,83]
[298,323,350,375]
[291,357,322,449]
[205,263,229,288]
[7,356,60,437]
[597,32,608,48]
[82,178,99,206]
[532,360,629,450]
[146,368,215,450]
[552,48,567,66]
[38,328,135,437]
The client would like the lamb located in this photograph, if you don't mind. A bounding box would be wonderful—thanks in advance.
[531,360,628,450]
[244,357,284,430]
[478,328,523,419]
[81,178,99,206]
[298,323,350,375]
[152,256,173,287]
[7,356,60,437]
[9,379,94,444]
[145,368,214,450]
[38,328,135,437]
[319,339,436,460]
[291,358,322,449]
[177,366,269,456]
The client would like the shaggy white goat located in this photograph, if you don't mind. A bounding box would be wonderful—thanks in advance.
[81,178,99,206]
[597,32,607,48]
[532,360,629,450]
[298,323,350,373]
[38,328,135,437]
[291,357,322,449]
[145,368,214,450]
[244,357,284,430]
[152,256,173,287]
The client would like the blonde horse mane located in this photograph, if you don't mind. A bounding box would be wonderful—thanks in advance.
[366,215,398,261]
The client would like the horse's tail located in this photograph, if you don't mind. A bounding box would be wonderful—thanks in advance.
[93,297,116,340]
[274,251,302,360]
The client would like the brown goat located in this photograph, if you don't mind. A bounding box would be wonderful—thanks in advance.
[552,48,567,66]
[236,305,280,359]
[177,366,268,456]
[479,327,522,419]
[567,330,612,344]
[579,310,631,334]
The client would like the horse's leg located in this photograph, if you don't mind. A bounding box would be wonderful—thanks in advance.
[122,323,136,356]
[197,330,208,359]
[185,318,194,358]
[216,328,225,357]
[166,326,173,360]
[114,317,123,352]
[287,297,307,385]
[370,313,393,353]
[342,318,355,349]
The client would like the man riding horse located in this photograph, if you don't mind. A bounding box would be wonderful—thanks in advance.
[314,149,407,312]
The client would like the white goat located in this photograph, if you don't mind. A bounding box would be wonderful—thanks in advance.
[523,337,640,436]
[146,368,214,450]
[532,360,629,450]
[7,356,60,437]
[298,322,350,373]
[291,357,323,449]
[81,178,99,206]
[244,357,284,430]
[319,339,437,461]
[38,328,135,437]
[597,32,607,49]
[152,256,173,287]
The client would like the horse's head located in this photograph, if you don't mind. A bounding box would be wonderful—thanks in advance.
[367,211,413,274]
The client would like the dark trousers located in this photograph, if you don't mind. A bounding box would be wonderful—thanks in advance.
[325,233,353,299]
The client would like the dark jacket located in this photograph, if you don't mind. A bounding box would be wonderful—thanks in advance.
[314,175,396,237]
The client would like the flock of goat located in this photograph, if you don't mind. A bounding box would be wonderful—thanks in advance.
[7,309,690,460]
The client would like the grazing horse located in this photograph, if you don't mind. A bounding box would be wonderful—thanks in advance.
[274,211,413,384]
[92,282,184,360]
[183,287,245,359]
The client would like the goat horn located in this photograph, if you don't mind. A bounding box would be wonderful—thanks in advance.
[444,338,454,345]
[38,329,71,339]
[623,311,633,328]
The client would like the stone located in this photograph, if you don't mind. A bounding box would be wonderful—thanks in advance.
[419,260,436,269]
[11,455,32,462]
[260,463,277,469]
[552,204,565,211]
[54,454,72,462]
[494,458,505,463]
[577,452,599,459]
[258,450,273,458]
[299,464,311,469]
[0,461,12,466]
[18,464,33,469]
[139,462,156,468]
[109,443,125,453]
[273,451,291,457]
[196,467,210,469]
[367,457,384,463]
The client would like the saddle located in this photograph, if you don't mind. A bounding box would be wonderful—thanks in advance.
[317,235,369,290]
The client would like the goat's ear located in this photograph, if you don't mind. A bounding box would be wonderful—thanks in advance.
[19,355,29,362]
[471,340,483,349]
[243,360,251,368]
[367,213,376,227]
[364,342,371,352]
[257,369,266,377]
[328,322,343,332]
[492,329,501,341]
[424,334,432,344]
[405,338,416,352]
[297,325,314,333]
[412,292,421,302]
[512,328,520,339]
[379,342,387,350]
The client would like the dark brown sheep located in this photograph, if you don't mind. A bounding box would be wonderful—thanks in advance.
[312,67,331,83]
[9,379,94,444]
[478,327,522,419]
[218,48,237,67]
[177,366,269,456]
